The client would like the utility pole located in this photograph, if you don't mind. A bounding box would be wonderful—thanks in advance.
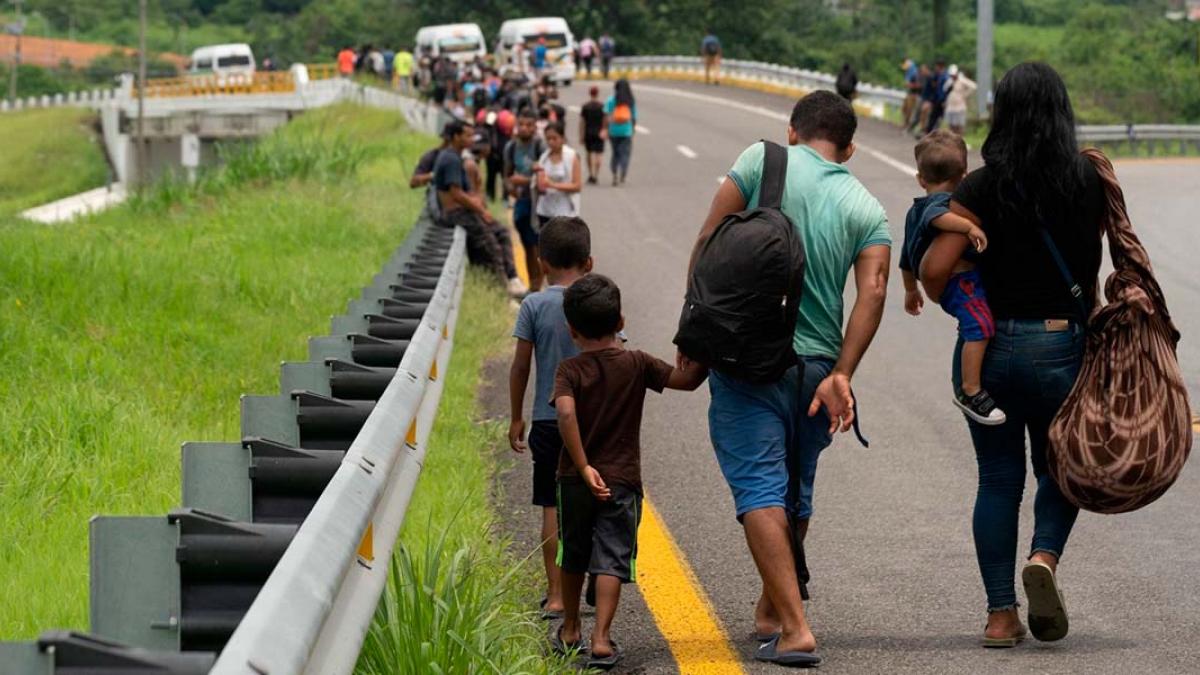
[7,0,22,102]
[137,0,147,188]
[977,0,993,120]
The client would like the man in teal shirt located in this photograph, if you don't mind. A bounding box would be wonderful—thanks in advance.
[685,91,890,666]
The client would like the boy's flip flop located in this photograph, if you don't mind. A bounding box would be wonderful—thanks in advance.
[586,640,623,671]
[1023,561,1069,642]
[549,625,587,655]
[755,636,821,668]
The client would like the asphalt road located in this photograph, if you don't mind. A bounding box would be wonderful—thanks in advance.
[498,80,1200,674]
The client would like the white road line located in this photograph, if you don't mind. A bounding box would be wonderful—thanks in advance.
[634,83,917,176]
[636,124,652,135]
[676,145,698,159]
[568,104,581,113]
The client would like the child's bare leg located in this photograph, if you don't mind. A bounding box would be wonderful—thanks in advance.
[961,339,988,396]
[590,574,623,657]
[542,507,563,611]
[560,570,586,644]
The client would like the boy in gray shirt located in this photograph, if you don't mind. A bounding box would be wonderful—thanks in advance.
[509,216,593,619]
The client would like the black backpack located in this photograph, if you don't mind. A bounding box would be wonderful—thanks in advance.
[674,141,805,383]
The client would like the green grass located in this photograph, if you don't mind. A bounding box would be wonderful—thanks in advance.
[356,272,575,674]
[0,103,430,638]
[0,107,109,216]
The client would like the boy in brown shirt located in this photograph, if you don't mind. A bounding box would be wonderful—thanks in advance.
[552,274,705,669]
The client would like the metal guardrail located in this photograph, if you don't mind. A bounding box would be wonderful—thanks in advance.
[1077,124,1200,153]
[0,212,468,672]
[134,71,297,98]
[211,229,466,675]
[605,54,906,118]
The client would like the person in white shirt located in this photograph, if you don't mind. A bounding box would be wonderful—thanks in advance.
[945,64,978,136]
[535,121,583,229]
[579,36,598,76]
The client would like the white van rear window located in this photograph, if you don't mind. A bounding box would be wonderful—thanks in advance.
[523,33,568,49]
[218,54,252,67]
[439,36,481,54]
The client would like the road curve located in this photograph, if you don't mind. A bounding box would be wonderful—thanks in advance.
[509,79,1200,674]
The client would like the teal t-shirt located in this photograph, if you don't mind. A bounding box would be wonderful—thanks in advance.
[728,142,891,360]
[603,96,637,138]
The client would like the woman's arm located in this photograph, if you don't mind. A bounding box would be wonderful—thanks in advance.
[551,153,583,193]
[920,200,978,302]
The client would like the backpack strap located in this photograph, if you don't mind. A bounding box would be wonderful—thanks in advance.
[1037,226,1090,324]
[759,140,788,210]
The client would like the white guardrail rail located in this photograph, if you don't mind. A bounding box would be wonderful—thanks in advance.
[211,230,466,675]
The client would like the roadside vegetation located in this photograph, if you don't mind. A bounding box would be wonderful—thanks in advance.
[0,107,108,216]
[0,103,425,637]
[356,271,575,675]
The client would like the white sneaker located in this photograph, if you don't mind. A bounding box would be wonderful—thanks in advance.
[507,277,528,299]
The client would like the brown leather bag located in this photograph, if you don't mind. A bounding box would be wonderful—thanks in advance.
[1046,149,1192,514]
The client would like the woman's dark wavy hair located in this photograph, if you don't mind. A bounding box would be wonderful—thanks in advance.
[615,78,635,107]
[981,62,1085,227]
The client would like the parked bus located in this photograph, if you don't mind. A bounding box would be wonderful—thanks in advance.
[495,17,576,85]
[414,23,488,65]
[188,43,256,84]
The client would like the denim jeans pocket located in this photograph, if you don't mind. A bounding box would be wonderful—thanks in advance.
[1032,353,1083,409]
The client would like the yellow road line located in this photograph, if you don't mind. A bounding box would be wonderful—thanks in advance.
[507,206,742,673]
[1192,413,1199,434]
[638,497,746,674]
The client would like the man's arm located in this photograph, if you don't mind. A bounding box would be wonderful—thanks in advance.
[445,184,493,222]
[409,172,433,188]
[508,339,533,453]
[808,244,890,433]
[688,177,747,273]
[665,357,708,391]
[556,395,611,500]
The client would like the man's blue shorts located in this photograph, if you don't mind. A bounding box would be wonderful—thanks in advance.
[708,358,835,521]
[939,268,996,342]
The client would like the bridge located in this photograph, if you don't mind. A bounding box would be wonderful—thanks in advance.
[1,54,1198,675]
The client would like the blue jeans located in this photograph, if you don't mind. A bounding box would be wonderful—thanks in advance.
[609,136,632,178]
[708,358,835,520]
[953,319,1084,611]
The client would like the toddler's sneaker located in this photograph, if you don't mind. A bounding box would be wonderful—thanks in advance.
[954,389,1007,425]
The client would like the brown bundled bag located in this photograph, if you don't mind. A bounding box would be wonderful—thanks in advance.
[1046,149,1192,514]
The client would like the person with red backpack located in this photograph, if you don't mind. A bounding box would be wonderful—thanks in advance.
[678,91,891,666]
[603,79,637,186]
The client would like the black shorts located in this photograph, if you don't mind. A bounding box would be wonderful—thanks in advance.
[584,136,605,153]
[556,478,642,582]
[528,421,562,507]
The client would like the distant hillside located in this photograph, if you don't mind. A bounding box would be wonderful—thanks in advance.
[0,34,185,70]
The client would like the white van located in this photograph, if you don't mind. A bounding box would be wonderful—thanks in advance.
[414,23,487,65]
[495,17,576,85]
[188,43,256,84]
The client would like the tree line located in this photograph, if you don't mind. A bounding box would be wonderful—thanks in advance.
[5,0,1199,123]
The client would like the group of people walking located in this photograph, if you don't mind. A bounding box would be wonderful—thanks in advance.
[903,56,978,136]
[492,60,1130,670]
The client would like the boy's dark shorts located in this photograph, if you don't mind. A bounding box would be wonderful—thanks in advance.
[939,268,995,342]
[513,196,538,250]
[584,135,605,154]
[528,421,562,507]
[556,478,642,582]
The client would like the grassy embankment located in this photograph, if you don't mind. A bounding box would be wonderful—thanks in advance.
[0,101,569,673]
[0,107,109,216]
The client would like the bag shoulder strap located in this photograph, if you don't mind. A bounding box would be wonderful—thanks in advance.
[758,140,788,210]
[1037,226,1089,323]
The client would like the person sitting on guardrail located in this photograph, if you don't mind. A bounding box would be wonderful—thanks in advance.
[552,274,706,669]
[433,119,526,298]
[509,216,594,623]
[410,122,454,219]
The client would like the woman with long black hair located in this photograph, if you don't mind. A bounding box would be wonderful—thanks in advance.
[921,62,1105,648]
[603,79,637,186]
